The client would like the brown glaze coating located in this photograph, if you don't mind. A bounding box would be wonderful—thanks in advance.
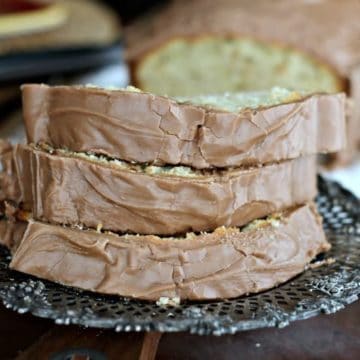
[326,96,359,167]
[10,204,330,300]
[0,219,27,251]
[0,140,21,203]
[21,84,346,169]
[349,65,360,152]
[15,145,317,235]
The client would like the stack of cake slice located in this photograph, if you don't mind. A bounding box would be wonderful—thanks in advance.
[0,84,346,300]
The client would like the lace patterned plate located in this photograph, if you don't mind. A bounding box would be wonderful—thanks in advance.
[0,176,359,335]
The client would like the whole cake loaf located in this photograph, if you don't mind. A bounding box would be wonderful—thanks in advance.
[0,85,346,301]
[125,0,360,166]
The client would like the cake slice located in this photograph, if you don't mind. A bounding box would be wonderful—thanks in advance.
[15,144,317,235]
[22,84,346,169]
[10,203,329,300]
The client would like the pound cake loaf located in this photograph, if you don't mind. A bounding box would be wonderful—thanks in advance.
[22,84,345,169]
[1,83,346,301]
[10,204,329,300]
[125,0,360,165]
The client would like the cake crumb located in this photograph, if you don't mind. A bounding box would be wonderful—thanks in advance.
[156,296,181,307]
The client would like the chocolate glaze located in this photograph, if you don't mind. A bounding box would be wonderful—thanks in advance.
[12,143,32,211]
[0,219,27,251]
[326,96,359,167]
[21,84,346,169]
[350,66,360,151]
[15,145,317,235]
[10,204,330,300]
[0,140,21,203]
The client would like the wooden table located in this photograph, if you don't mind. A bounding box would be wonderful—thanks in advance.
[0,300,358,360]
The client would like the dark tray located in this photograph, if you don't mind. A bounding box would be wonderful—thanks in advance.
[0,176,359,335]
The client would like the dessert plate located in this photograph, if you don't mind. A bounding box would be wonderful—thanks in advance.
[0,176,358,335]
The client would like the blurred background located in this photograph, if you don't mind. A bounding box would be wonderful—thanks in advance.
[0,0,358,196]
[0,0,167,96]
[0,0,139,140]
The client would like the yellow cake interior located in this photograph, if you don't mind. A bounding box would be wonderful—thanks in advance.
[136,36,343,96]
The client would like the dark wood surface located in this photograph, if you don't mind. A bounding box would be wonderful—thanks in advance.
[0,301,358,360]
